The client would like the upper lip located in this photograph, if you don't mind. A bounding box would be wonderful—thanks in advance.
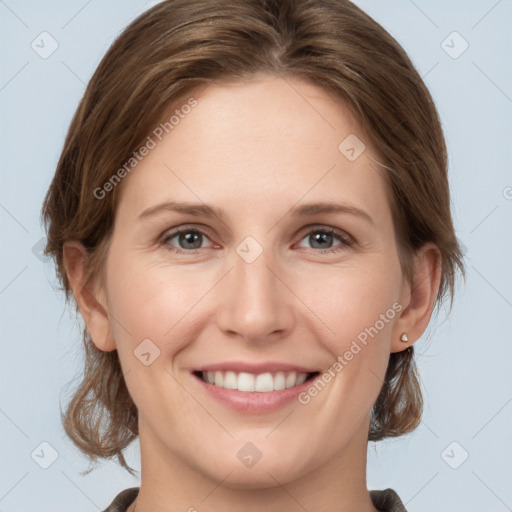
[194,361,319,374]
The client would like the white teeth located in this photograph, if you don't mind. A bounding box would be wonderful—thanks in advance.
[255,373,274,392]
[223,371,237,389]
[285,371,297,388]
[274,371,286,390]
[295,373,307,386]
[201,370,311,392]
[237,372,255,392]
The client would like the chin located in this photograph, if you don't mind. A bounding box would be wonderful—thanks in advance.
[219,464,303,490]
[196,447,313,490]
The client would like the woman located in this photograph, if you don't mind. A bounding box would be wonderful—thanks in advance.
[41,0,464,510]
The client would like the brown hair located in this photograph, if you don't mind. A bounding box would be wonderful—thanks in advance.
[41,0,464,474]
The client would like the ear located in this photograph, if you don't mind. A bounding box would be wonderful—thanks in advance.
[62,241,116,352]
[391,242,442,353]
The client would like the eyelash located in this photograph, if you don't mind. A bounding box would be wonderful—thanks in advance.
[159,225,355,255]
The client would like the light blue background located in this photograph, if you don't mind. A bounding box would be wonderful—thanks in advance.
[1,1,511,511]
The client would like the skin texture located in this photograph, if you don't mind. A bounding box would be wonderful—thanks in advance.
[64,75,441,512]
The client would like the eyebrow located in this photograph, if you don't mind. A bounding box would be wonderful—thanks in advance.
[138,200,374,225]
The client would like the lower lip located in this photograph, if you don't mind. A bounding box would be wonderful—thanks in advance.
[192,373,317,413]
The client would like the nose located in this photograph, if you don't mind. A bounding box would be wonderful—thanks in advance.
[215,242,295,344]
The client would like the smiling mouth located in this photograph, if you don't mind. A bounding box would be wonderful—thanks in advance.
[193,370,320,393]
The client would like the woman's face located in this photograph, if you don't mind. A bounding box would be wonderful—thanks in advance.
[97,75,411,487]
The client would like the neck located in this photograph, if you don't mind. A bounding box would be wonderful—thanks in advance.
[130,417,380,512]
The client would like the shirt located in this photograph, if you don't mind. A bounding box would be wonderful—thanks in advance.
[102,487,408,511]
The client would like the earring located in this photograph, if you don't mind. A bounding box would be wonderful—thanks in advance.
[400,333,409,343]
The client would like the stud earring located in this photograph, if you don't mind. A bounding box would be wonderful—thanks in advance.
[400,333,409,343]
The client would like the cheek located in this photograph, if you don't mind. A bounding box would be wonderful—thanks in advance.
[105,251,218,352]
[104,254,211,412]
[306,257,403,349]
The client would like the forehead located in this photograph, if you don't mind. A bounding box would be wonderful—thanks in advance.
[114,75,389,225]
